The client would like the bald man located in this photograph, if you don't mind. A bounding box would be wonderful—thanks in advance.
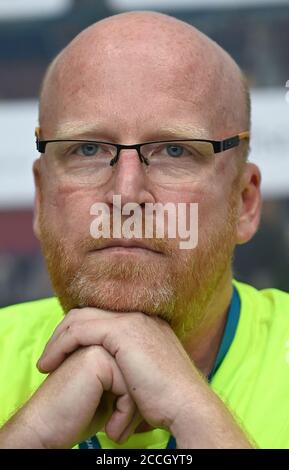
[0,11,288,449]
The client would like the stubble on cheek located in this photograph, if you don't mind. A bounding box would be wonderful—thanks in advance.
[38,185,239,339]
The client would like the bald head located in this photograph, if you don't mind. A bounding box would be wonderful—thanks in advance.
[39,11,250,160]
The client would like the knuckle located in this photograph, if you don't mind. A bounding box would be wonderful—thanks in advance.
[64,322,79,340]
[79,345,110,370]
[130,311,147,325]
[66,308,79,318]
[82,344,104,359]
[133,312,155,332]
[123,312,150,338]
[66,307,92,319]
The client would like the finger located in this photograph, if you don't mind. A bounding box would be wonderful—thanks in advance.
[105,393,138,443]
[88,350,138,442]
[116,410,144,444]
[37,318,116,372]
[42,308,119,355]
[34,346,137,447]
[87,391,115,438]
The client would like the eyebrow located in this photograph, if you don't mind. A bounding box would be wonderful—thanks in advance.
[53,122,209,141]
[54,122,108,139]
[156,125,209,140]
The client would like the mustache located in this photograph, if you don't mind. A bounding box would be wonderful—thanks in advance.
[85,207,186,256]
[79,234,175,256]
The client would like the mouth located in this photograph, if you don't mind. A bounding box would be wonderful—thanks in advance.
[92,240,164,255]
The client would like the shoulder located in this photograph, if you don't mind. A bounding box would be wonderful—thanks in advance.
[0,297,63,330]
[232,280,289,361]
[0,296,64,357]
[0,296,62,317]
[0,298,64,426]
[215,280,289,448]
[234,279,289,328]
[0,296,64,360]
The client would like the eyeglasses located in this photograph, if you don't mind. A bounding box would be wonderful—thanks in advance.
[35,130,249,186]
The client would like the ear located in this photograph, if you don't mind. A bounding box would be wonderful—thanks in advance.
[32,158,42,240]
[236,162,262,245]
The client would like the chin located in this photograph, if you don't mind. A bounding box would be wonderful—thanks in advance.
[61,277,174,318]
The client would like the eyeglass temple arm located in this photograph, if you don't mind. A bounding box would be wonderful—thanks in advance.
[35,127,43,152]
[238,131,250,141]
[217,131,250,153]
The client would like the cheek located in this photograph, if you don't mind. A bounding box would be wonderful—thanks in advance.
[195,161,237,229]
[154,182,225,245]
[175,181,230,241]
[40,181,102,244]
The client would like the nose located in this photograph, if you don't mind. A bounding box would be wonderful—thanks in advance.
[106,149,155,206]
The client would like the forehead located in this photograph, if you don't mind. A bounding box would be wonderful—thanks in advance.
[41,35,221,139]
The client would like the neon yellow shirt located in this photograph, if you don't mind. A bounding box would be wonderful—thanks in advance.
[0,280,289,448]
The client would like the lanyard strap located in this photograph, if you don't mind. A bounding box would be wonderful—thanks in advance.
[208,286,240,382]
[79,436,101,449]
[79,286,240,450]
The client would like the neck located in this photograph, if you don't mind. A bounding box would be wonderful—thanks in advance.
[183,269,233,377]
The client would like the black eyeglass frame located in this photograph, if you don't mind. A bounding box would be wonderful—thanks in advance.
[35,131,249,166]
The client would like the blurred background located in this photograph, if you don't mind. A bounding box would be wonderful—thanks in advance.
[0,0,288,307]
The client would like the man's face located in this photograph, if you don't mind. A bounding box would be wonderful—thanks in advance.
[35,27,241,337]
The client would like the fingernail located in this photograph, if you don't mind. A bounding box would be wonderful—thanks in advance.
[37,357,45,370]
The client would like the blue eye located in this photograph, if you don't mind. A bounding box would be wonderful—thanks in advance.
[80,143,99,157]
[165,144,184,158]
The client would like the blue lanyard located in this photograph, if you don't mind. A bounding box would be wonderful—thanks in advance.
[79,286,240,450]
